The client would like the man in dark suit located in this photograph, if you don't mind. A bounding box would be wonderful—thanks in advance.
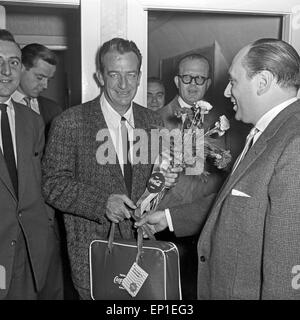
[137,38,300,299]
[12,43,64,299]
[12,43,62,139]
[0,30,51,300]
[42,37,180,300]
[156,53,226,299]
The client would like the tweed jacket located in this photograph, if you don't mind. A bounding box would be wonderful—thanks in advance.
[172,99,300,299]
[157,95,226,209]
[42,95,163,293]
[0,101,50,299]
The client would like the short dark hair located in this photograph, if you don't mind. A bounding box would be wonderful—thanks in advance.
[176,53,211,77]
[0,29,20,49]
[21,43,57,69]
[147,77,165,89]
[98,37,142,74]
[242,38,300,90]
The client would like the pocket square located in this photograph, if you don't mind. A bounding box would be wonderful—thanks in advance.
[231,189,251,197]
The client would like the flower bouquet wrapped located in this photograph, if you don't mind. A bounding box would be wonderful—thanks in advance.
[134,100,232,221]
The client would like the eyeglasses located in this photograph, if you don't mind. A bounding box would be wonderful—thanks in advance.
[177,74,209,86]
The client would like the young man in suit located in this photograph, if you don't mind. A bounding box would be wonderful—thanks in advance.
[12,43,62,139]
[11,43,64,300]
[42,37,180,300]
[137,38,300,299]
[0,29,51,299]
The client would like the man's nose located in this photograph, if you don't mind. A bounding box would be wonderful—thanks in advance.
[118,75,128,89]
[224,82,232,98]
[1,61,11,76]
[41,78,48,89]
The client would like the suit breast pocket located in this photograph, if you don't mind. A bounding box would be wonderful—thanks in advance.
[223,195,264,236]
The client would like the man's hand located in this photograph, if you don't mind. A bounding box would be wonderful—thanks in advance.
[135,210,168,233]
[163,166,183,188]
[106,194,137,223]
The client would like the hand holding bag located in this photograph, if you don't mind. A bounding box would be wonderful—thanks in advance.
[89,223,182,300]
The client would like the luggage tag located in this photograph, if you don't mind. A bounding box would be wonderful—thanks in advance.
[122,262,149,297]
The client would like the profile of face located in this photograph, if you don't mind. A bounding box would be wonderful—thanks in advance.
[19,58,56,98]
[147,81,165,111]
[174,58,211,106]
[224,46,257,124]
[98,50,141,114]
[0,40,22,102]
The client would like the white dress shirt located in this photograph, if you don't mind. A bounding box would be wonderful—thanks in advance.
[100,94,135,175]
[0,98,17,165]
[11,90,40,114]
[165,97,298,232]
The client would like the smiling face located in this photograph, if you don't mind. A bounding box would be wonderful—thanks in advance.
[19,58,56,98]
[0,40,22,102]
[98,50,141,115]
[224,46,258,125]
[174,57,211,106]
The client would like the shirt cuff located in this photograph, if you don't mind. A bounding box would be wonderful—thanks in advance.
[165,208,174,232]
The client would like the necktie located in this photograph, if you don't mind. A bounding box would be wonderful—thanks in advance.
[0,104,18,197]
[121,117,132,196]
[23,96,31,109]
[231,127,259,173]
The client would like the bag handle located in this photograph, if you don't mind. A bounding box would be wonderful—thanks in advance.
[107,222,148,264]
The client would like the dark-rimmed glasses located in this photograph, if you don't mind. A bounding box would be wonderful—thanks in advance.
[177,74,209,86]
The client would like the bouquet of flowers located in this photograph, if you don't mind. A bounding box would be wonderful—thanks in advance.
[134,100,232,221]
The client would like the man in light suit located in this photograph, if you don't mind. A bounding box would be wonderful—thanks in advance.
[137,38,300,299]
[42,37,180,300]
[0,30,50,299]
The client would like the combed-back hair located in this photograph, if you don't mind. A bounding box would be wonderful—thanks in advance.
[176,53,211,77]
[98,37,142,73]
[22,43,57,69]
[242,38,300,90]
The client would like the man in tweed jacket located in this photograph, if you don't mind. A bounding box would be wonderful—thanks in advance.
[42,38,179,299]
[137,38,300,299]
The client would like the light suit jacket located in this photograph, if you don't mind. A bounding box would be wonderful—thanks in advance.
[0,101,50,299]
[42,96,163,293]
[172,99,300,299]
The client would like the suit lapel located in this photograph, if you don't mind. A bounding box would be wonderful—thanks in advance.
[214,100,300,207]
[14,101,32,202]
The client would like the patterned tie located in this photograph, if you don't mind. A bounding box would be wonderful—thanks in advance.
[121,117,132,196]
[23,96,31,109]
[231,127,259,173]
[0,104,18,197]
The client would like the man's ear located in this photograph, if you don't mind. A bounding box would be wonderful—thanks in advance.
[96,71,104,87]
[206,78,212,91]
[174,75,179,89]
[137,71,142,87]
[256,70,274,96]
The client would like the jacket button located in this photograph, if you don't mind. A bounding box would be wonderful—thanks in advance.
[11,240,16,246]
[200,255,206,262]
[18,212,22,218]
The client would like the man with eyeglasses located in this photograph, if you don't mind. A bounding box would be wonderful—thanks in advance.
[156,53,226,299]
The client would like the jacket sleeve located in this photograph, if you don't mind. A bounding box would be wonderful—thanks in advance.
[261,136,300,299]
[41,114,109,224]
[169,193,217,237]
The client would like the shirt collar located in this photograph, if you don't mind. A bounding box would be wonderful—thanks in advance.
[255,97,298,133]
[100,94,135,129]
[178,96,193,109]
[1,97,14,111]
[11,89,26,104]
